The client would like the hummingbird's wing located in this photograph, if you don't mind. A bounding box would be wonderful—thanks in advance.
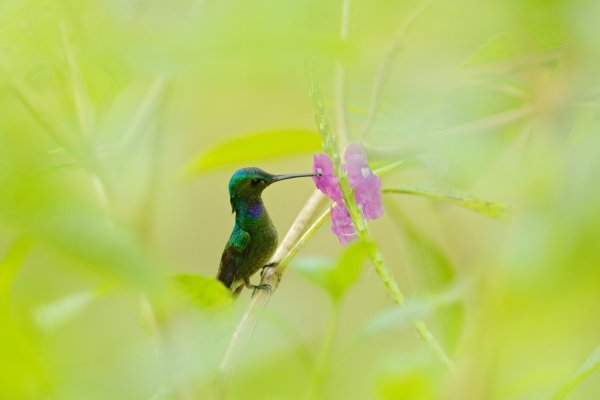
[217,228,251,289]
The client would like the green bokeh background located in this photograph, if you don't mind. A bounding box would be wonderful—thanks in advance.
[1,0,599,399]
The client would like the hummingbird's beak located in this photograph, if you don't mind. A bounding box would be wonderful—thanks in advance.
[270,172,316,183]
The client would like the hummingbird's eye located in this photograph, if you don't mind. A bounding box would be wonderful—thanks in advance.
[250,178,261,186]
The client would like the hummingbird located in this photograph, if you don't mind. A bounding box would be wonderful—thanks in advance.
[217,167,315,295]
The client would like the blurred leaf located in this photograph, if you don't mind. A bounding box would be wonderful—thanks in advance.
[290,255,334,290]
[183,130,321,175]
[377,367,435,400]
[388,201,455,288]
[0,140,163,289]
[362,282,465,340]
[34,288,103,332]
[0,239,50,398]
[292,241,369,302]
[464,32,520,66]
[569,106,600,141]
[328,241,369,300]
[0,237,32,296]
[529,12,566,51]
[373,160,405,176]
[172,273,232,310]
[385,201,464,351]
[148,387,175,400]
[384,184,510,220]
[465,22,564,67]
[554,345,600,399]
[60,21,95,137]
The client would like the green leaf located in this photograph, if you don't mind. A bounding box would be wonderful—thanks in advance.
[328,240,369,300]
[465,20,565,67]
[384,183,510,220]
[362,282,465,340]
[385,201,463,351]
[34,289,101,332]
[554,345,600,399]
[0,237,32,297]
[464,32,520,66]
[182,129,321,176]
[290,255,335,291]
[172,273,232,310]
[292,241,369,302]
[377,365,436,400]
[392,203,455,288]
[148,387,175,400]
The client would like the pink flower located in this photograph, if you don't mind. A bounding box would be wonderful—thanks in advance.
[312,153,343,204]
[312,143,383,245]
[344,143,383,220]
[330,204,357,245]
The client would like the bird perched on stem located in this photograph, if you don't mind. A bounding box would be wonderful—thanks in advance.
[217,167,315,295]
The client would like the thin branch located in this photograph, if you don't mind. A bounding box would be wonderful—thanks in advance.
[361,0,434,138]
[425,104,536,140]
[120,76,168,151]
[130,82,195,400]
[5,71,79,156]
[215,159,411,396]
[305,301,342,399]
[312,65,454,370]
[60,21,94,138]
[216,190,328,397]
[60,20,118,224]
[0,237,33,297]
[141,296,195,400]
[366,104,537,158]
[278,207,330,271]
[135,79,171,240]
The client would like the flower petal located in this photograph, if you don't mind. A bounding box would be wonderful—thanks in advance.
[313,153,343,204]
[343,144,383,220]
[330,204,357,245]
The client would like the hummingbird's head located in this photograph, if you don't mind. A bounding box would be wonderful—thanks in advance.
[228,167,314,212]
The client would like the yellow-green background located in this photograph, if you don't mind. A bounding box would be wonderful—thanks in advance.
[1,0,599,399]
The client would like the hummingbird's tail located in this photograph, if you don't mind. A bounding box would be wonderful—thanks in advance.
[216,268,235,289]
[217,270,244,297]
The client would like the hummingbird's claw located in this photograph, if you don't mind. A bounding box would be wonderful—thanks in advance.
[252,283,272,292]
[251,283,272,297]
[262,262,278,274]
[243,278,272,293]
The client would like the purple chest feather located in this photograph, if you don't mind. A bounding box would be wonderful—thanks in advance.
[248,203,264,218]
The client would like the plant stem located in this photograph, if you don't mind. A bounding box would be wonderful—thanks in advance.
[0,237,33,298]
[305,301,342,400]
[215,158,407,396]
[60,21,94,138]
[215,190,328,397]
[310,54,455,371]
[365,104,537,158]
[278,207,330,272]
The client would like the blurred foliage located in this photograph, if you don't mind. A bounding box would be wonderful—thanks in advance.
[292,240,368,303]
[554,345,600,399]
[384,183,510,220]
[172,273,232,310]
[183,130,321,175]
[1,0,600,399]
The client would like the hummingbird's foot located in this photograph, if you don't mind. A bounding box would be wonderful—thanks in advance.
[243,278,272,293]
[252,283,272,293]
[261,262,278,276]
